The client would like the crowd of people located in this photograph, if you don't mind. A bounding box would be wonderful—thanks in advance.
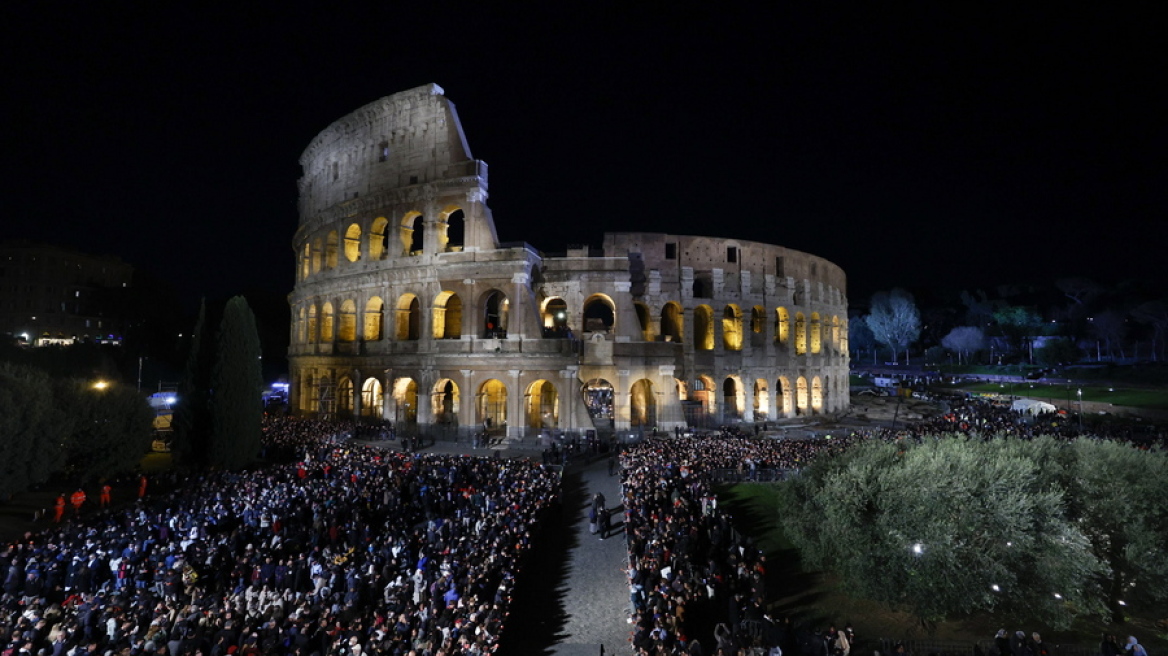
[1,419,559,656]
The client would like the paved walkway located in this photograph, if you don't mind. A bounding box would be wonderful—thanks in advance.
[551,457,629,656]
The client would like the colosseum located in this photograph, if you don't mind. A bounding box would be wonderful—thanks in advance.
[288,84,849,442]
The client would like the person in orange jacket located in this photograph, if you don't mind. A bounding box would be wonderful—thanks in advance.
[70,488,86,516]
[53,495,66,523]
[99,483,112,507]
[138,474,147,499]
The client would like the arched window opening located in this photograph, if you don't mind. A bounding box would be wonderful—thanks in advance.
[393,378,418,425]
[477,379,507,433]
[775,307,790,346]
[796,376,809,415]
[395,295,421,341]
[693,305,714,351]
[307,306,318,344]
[795,312,807,355]
[630,379,657,428]
[693,278,711,298]
[661,302,683,343]
[832,316,841,352]
[432,379,460,425]
[812,376,825,412]
[750,306,766,347]
[297,307,307,344]
[432,292,463,339]
[811,313,822,354]
[722,377,743,420]
[320,302,335,342]
[723,305,743,351]
[582,379,614,423]
[301,243,311,280]
[483,291,509,338]
[400,212,423,256]
[325,231,339,269]
[778,376,792,416]
[634,302,653,341]
[336,376,354,416]
[361,378,383,418]
[344,224,362,262]
[364,297,384,342]
[369,217,389,260]
[440,208,465,252]
[582,295,615,333]
[301,373,316,414]
[542,298,570,338]
[338,300,357,342]
[525,380,559,429]
[754,379,768,419]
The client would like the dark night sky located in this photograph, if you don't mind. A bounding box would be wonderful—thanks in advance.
[4,4,1166,309]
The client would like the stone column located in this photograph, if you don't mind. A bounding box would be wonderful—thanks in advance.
[352,368,363,418]
[383,369,395,423]
[507,369,522,439]
[560,366,583,437]
[613,369,631,431]
[460,369,475,434]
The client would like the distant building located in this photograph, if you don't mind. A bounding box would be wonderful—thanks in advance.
[0,240,133,346]
[288,84,849,440]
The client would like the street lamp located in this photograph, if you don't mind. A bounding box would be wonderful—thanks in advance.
[93,380,109,391]
[1077,388,1083,433]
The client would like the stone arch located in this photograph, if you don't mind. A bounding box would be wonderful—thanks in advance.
[582,293,615,333]
[582,378,614,421]
[432,291,463,339]
[775,307,790,346]
[307,305,318,343]
[481,290,509,337]
[841,318,849,353]
[361,377,383,418]
[369,217,390,260]
[661,302,683,343]
[364,297,384,341]
[795,312,807,355]
[722,376,744,420]
[813,376,825,412]
[395,294,421,341]
[541,297,570,337]
[634,302,653,341]
[694,374,715,418]
[297,307,307,344]
[778,376,793,416]
[525,379,559,429]
[400,211,423,256]
[750,305,766,347]
[674,377,688,401]
[336,376,354,415]
[630,379,657,428]
[344,223,362,262]
[723,304,743,351]
[753,378,768,419]
[432,378,460,425]
[338,299,358,342]
[301,372,317,413]
[320,302,335,342]
[477,379,508,432]
[693,304,714,351]
[438,207,465,253]
[810,312,822,354]
[301,243,311,280]
[832,316,841,352]
[796,376,809,414]
[393,378,418,424]
[325,230,339,269]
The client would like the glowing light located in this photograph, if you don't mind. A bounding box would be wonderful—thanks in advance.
[911,543,924,555]
[165,396,177,404]
[1053,593,1062,600]
[93,380,109,390]
[1118,600,1126,606]
[991,584,1000,592]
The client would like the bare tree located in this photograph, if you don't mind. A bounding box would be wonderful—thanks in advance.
[941,326,986,364]
[1131,301,1168,361]
[865,289,921,364]
[1091,310,1128,360]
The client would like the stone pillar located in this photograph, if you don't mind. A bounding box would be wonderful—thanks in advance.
[507,369,522,439]
[560,366,583,436]
[352,368,363,418]
[613,369,631,431]
[460,369,475,433]
[613,281,638,342]
[742,378,755,423]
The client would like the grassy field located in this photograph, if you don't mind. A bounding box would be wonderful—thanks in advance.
[719,483,1168,651]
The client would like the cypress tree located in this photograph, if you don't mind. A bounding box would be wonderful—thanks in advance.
[172,299,213,465]
[210,296,263,469]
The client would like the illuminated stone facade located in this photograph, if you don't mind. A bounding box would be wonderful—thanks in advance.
[288,84,849,440]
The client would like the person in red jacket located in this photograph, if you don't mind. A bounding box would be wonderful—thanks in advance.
[70,488,86,516]
[53,495,66,523]
[138,474,148,499]
[99,483,112,508]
